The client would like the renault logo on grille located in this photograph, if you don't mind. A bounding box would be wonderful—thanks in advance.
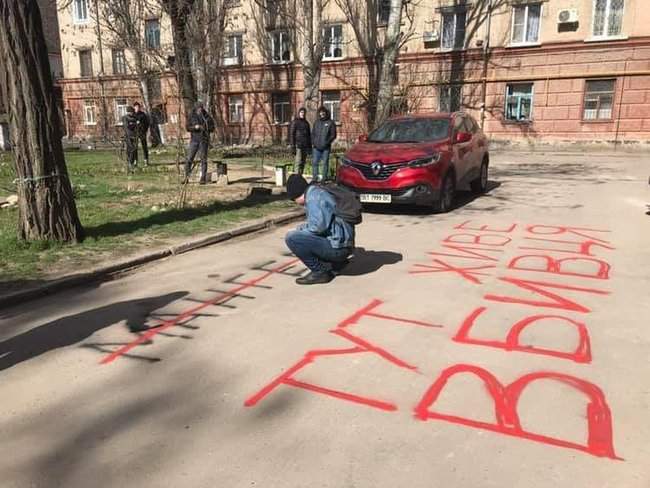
[371,161,383,176]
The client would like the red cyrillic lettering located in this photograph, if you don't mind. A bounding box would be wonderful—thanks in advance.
[444,233,512,247]
[455,221,518,233]
[508,255,611,280]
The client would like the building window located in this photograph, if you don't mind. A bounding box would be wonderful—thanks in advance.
[272,93,291,124]
[83,100,96,126]
[505,83,534,121]
[112,49,127,75]
[511,4,541,45]
[145,19,161,50]
[592,0,625,38]
[148,76,162,101]
[224,34,243,65]
[322,91,341,123]
[323,24,344,60]
[79,49,93,77]
[73,0,89,24]
[114,98,129,125]
[439,85,462,112]
[441,10,466,50]
[270,31,291,63]
[583,79,615,120]
[229,95,244,124]
[378,0,391,25]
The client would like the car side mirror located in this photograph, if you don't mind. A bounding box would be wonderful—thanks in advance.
[454,131,472,144]
[358,134,368,142]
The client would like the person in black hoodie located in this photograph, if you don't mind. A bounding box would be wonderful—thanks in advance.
[132,102,150,166]
[288,107,311,175]
[311,106,337,182]
[185,101,215,184]
[122,106,139,172]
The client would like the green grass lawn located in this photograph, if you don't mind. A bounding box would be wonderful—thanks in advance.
[0,149,296,288]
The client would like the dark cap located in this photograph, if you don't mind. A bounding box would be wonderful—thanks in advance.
[286,174,309,200]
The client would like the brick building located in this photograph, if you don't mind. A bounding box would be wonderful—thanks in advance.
[56,0,650,147]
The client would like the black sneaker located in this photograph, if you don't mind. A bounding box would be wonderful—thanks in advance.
[332,258,350,275]
[296,271,334,285]
[128,324,150,333]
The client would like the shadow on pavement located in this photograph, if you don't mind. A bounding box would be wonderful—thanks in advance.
[0,291,187,372]
[341,247,403,276]
[360,180,502,215]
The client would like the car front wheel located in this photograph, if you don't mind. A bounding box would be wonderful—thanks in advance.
[471,160,489,194]
[434,172,455,213]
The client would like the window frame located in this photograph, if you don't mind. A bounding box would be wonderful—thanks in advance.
[510,3,542,46]
[272,92,291,125]
[228,95,244,124]
[79,49,93,78]
[591,0,625,39]
[378,0,391,25]
[145,18,161,50]
[322,24,344,61]
[441,10,467,51]
[504,82,535,122]
[322,91,342,124]
[112,48,127,75]
[83,99,97,126]
[438,85,462,112]
[269,30,291,64]
[73,0,90,25]
[114,98,129,125]
[582,78,616,122]
[224,34,243,65]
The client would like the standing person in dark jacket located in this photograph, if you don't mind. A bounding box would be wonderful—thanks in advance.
[185,101,215,184]
[311,106,337,182]
[288,107,311,175]
[123,106,139,172]
[132,102,150,166]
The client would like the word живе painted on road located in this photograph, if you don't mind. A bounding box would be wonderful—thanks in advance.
[246,221,620,460]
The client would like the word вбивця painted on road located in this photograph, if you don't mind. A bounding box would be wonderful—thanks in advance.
[246,221,620,460]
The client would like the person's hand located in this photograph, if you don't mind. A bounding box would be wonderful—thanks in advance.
[195,124,201,130]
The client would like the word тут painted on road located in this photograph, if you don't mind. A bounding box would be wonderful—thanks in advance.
[246,221,620,460]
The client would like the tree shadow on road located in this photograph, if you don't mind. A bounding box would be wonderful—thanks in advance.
[340,247,403,276]
[0,291,187,373]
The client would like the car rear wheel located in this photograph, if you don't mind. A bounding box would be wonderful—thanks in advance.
[471,160,489,194]
[434,172,455,213]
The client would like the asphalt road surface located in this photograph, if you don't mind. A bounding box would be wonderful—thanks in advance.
[1,151,649,488]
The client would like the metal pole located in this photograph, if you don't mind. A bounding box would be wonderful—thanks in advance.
[480,0,493,130]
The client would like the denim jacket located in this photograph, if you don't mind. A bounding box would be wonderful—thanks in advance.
[299,186,355,249]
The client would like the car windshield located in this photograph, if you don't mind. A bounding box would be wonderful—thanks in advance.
[367,118,450,143]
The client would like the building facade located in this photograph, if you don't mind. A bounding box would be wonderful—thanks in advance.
[56,0,650,147]
[0,0,64,150]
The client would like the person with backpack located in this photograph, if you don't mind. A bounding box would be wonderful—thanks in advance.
[288,107,311,175]
[123,106,139,172]
[284,174,361,285]
[311,106,337,182]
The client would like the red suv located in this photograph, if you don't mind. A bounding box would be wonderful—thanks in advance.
[337,113,489,212]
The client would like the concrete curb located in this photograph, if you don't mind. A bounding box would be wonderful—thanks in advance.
[0,208,305,309]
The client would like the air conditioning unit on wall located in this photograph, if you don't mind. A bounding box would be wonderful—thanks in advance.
[423,30,440,43]
[558,9,579,24]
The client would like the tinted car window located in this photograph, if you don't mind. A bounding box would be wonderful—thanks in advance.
[368,118,450,143]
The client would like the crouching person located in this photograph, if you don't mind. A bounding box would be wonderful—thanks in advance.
[285,174,359,285]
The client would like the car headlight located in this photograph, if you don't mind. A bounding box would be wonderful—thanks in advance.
[408,153,441,168]
[340,156,353,166]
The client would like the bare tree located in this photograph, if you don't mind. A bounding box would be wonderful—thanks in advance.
[96,0,170,111]
[0,0,84,242]
[298,0,325,123]
[374,0,403,127]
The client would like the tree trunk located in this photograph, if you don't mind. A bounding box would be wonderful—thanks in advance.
[374,0,403,128]
[162,0,198,117]
[0,0,84,242]
[301,0,323,124]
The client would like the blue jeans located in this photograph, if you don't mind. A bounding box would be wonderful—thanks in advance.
[312,148,330,180]
[285,230,351,273]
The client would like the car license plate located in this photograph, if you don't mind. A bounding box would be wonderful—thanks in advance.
[360,193,392,203]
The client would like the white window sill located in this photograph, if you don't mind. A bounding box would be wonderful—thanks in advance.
[273,122,290,126]
[440,47,465,53]
[84,122,97,126]
[73,20,90,26]
[585,35,628,43]
[268,60,292,65]
[323,56,345,62]
[506,42,541,48]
